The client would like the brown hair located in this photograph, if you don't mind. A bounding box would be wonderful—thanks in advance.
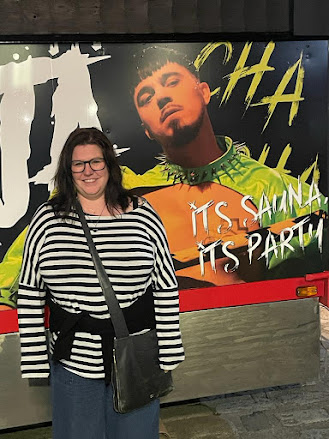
[49,127,131,215]
[130,46,199,94]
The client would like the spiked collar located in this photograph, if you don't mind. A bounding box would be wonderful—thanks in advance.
[158,137,247,185]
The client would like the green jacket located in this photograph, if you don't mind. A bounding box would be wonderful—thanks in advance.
[122,136,327,274]
[0,137,327,307]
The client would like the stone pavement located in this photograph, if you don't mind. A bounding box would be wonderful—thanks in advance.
[160,304,329,439]
[2,305,329,439]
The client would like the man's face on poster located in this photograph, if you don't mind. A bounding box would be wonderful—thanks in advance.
[133,62,211,148]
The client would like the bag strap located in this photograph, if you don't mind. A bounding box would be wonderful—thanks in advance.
[132,196,138,209]
[75,200,129,339]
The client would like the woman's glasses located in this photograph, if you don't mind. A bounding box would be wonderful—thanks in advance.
[71,158,106,173]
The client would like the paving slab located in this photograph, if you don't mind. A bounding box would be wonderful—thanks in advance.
[274,408,329,427]
[161,413,236,438]
[300,429,329,439]
[161,403,238,438]
[0,426,51,439]
[160,403,213,420]
[240,410,279,431]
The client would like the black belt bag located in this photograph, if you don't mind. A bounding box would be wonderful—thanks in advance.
[75,200,173,414]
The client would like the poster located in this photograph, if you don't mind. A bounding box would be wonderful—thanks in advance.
[0,40,327,310]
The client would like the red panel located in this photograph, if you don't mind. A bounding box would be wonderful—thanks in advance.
[0,309,18,334]
[0,275,327,334]
[0,307,50,335]
[179,276,325,312]
[306,271,329,308]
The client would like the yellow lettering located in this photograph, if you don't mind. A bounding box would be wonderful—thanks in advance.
[257,143,292,174]
[256,143,320,185]
[251,52,305,131]
[275,144,292,175]
[258,143,270,165]
[221,42,275,107]
[300,155,320,184]
[194,42,233,97]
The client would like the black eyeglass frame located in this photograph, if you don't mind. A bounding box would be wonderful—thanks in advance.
[71,158,106,173]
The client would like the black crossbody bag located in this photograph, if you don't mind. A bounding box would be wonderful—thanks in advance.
[75,200,173,414]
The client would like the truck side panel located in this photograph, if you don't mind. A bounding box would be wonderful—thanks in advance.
[0,298,319,429]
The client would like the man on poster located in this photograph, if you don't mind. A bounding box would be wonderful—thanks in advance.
[0,46,327,306]
[122,46,327,288]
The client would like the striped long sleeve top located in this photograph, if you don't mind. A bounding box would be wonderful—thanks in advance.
[17,199,184,379]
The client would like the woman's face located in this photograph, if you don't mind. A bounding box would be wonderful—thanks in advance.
[71,143,109,202]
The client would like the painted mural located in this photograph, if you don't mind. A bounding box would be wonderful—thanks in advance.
[0,41,328,311]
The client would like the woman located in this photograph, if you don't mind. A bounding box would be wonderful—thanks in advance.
[17,127,184,439]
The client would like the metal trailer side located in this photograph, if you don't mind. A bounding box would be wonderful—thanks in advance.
[0,297,320,430]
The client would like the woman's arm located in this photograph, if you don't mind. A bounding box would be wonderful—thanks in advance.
[143,202,185,371]
[17,204,50,378]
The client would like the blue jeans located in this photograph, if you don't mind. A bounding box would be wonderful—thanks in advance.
[50,361,160,439]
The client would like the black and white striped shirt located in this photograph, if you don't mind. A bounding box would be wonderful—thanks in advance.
[18,199,184,379]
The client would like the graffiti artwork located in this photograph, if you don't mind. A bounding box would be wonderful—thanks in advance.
[0,40,328,310]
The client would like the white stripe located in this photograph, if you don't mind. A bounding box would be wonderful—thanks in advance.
[18,201,184,379]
